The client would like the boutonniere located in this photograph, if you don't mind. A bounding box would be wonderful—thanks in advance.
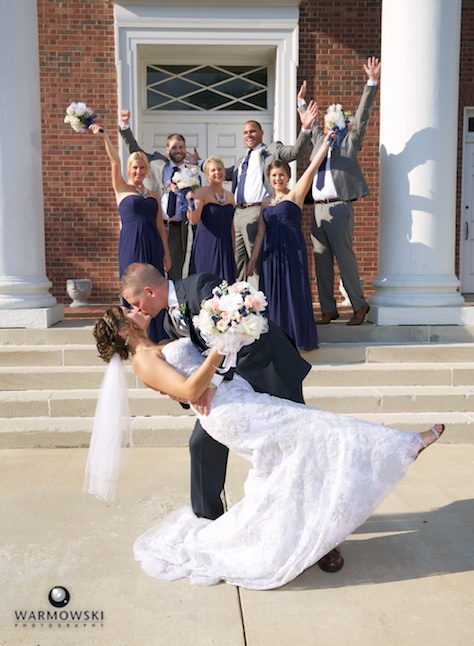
[259,148,270,159]
[179,303,188,317]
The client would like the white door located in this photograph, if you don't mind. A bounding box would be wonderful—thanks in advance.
[460,112,474,293]
[140,117,273,189]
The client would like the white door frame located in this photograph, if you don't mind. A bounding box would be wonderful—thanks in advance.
[114,3,300,156]
[460,107,474,294]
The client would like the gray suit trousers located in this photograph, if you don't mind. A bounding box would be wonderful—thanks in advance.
[233,204,261,286]
[311,200,365,314]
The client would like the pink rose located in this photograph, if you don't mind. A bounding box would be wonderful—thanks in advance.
[216,319,229,332]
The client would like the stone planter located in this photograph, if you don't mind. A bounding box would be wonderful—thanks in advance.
[66,279,92,308]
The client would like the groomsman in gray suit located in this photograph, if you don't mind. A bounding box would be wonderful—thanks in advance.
[308,57,381,326]
[119,110,200,282]
[187,97,318,283]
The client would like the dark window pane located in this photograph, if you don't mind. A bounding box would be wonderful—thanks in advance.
[186,90,229,110]
[216,79,264,99]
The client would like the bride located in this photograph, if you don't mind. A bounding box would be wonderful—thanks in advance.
[87,304,445,590]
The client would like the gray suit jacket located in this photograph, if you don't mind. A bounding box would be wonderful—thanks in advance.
[310,83,378,202]
[228,129,312,197]
[119,127,199,197]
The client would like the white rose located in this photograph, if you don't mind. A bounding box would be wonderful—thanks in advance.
[66,103,77,116]
[219,292,243,313]
[240,313,266,337]
[194,310,215,336]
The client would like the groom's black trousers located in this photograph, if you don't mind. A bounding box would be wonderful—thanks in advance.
[190,383,305,520]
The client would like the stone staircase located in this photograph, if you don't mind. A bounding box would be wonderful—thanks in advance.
[1,320,474,448]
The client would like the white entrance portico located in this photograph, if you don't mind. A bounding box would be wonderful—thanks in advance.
[368,0,471,325]
[0,0,63,328]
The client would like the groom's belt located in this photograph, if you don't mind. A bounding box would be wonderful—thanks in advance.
[235,202,262,209]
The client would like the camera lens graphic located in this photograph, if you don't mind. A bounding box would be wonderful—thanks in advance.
[48,586,70,607]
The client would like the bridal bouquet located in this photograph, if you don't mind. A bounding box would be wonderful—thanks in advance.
[64,101,97,133]
[169,166,201,212]
[193,280,269,368]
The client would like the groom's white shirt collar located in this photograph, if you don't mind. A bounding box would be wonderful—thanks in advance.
[168,280,179,309]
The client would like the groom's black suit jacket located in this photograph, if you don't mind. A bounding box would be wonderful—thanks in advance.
[164,273,310,403]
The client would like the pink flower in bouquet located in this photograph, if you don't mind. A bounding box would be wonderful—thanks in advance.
[210,295,221,312]
[244,294,266,312]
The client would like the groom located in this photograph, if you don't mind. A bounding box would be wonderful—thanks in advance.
[120,262,344,573]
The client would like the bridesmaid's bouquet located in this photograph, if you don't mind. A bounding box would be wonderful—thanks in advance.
[193,281,269,368]
[324,103,353,131]
[324,103,355,147]
[64,101,97,133]
[169,166,201,212]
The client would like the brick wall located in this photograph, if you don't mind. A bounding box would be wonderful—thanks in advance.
[38,0,118,304]
[298,0,382,305]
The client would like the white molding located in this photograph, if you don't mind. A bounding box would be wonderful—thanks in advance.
[114,3,299,146]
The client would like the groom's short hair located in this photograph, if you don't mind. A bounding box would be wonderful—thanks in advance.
[120,262,166,295]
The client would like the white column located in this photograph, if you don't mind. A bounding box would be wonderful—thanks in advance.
[0,0,63,328]
[369,0,471,325]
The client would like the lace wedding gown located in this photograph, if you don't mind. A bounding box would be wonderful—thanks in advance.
[133,339,422,590]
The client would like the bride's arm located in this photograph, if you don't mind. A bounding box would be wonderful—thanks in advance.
[132,347,223,402]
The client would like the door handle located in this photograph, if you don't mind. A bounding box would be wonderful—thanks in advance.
[465,221,469,241]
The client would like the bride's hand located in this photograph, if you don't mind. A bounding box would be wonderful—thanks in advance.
[192,387,216,416]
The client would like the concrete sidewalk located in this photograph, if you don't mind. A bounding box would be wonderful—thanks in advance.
[1,444,473,646]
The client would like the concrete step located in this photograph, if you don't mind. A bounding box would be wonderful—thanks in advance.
[1,385,474,418]
[2,342,474,367]
[3,320,474,345]
[0,411,471,449]
[1,361,474,391]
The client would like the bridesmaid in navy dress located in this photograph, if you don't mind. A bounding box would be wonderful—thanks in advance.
[187,156,236,283]
[247,131,334,351]
[90,123,171,342]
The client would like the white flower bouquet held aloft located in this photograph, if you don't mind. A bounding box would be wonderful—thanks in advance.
[324,103,354,131]
[64,102,97,133]
[193,281,269,369]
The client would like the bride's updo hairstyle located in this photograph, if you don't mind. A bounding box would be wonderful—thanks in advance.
[93,306,130,363]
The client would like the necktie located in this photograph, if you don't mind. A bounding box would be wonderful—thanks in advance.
[167,166,180,217]
[316,155,327,190]
[236,149,252,206]
[168,305,190,337]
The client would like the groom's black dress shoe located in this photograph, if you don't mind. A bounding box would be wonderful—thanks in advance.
[318,546,344,573]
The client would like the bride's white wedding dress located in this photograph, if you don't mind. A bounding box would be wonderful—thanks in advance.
[133,339,422,590]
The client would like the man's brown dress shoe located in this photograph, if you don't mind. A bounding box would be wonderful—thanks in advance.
[318,546,344,572]
[347,303,370,326]
[317,310,339,324]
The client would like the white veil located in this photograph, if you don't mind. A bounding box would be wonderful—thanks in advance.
[83,353,133,502]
